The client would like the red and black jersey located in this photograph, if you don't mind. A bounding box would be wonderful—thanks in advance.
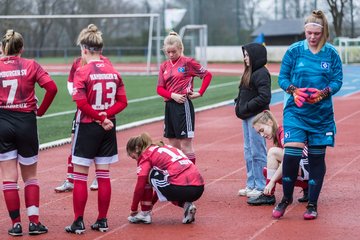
[276,126,285,148]
[72,60,126,123]
[0,56,53,112]
[157,56,208,101]
[137,144,204,186]
[68,55,111,83]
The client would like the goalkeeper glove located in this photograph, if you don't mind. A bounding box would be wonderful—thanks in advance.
[306,87,331,104]
[286,85,308,107]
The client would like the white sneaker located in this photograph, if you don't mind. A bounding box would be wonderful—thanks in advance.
[127,211,152,224]
[182,202,197,224]
[238,187,253,196]
[247,189,263,198]
[54,180,74,193]
[90,179,98,191]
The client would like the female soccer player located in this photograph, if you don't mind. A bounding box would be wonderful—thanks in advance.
[272,10,343,220]
[247,110,309,206]
[126,133,204,224]
[0,29,57,236]
[157,31,212,165]
[64,24,127,234]
[54,54,112,193]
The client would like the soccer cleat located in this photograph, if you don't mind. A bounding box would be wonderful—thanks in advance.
[128,211,152,224]
[90,179,98,191]
[65,217,85,234]
[238,187,253,196]
[182,202,197,224]
[55,180,74,193]
[272,198,292,219]
[298,188,309,203]
[91,218,108,232]
[247,194,276,206]
[303,203,318,220]
[8,222,23,236]
[29,222,48,235]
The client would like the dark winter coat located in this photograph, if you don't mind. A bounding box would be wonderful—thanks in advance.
[235,43,271,120]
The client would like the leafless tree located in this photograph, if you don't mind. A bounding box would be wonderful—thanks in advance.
[326,0,348,37]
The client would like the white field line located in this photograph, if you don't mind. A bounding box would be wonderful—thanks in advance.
[39,81,239,120]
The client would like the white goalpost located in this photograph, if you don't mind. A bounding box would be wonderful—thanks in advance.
[0,14,161,75]
[337,37,360,64]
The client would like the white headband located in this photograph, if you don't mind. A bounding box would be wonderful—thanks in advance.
[304,22,323,28]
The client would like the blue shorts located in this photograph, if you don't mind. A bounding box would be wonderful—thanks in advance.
[284,126,334,147]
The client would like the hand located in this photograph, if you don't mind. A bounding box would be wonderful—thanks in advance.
[95,112,107,124]
[286,85,308,107]
[171,93,187,104]
[306,87,330,104]
[293,88,308,107]
[101,118,114,131]
[263,182,275,195]
[188,91,201,100]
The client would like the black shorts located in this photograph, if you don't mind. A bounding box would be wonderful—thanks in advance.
[0,109,38,164]
[149,168,204,204]
[164,99,195,139]
[72,120,118,166]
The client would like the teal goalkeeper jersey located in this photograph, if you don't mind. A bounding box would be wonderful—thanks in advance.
[278,40,343,133]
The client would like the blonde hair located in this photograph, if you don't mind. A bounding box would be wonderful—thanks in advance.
[304,10,329,52]
[2,29,24,56]
[77,24,103,53]
[126,132,164,157]
[163,31,184,54]
[252,110,281,147]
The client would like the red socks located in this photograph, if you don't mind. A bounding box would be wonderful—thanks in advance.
[67,155,74,183]
[186,152,196,164]
[141,184,153,211]
[73,172,88,220]
[96,170,111,219]
[3,181,21,224]
[25,179,40,224]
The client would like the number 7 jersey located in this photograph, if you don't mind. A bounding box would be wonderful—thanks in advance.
[72,60,126,123]
[0,56,53,112]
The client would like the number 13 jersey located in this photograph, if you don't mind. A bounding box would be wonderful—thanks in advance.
[72,60,126,123]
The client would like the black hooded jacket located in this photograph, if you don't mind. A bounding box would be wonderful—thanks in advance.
[235,43,271,120]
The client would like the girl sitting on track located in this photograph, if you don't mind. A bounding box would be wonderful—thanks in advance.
[126,133,204,224]
[247,110,309,206]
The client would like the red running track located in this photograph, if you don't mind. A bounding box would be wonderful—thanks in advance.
[0,93,359,239]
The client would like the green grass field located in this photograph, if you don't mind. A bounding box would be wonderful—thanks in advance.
[36,74,279,144]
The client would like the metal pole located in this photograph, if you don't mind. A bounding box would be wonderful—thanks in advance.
[147,16,154,75]
[156,15,161,71]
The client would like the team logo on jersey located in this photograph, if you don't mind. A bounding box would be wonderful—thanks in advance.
[96,63,105,68]
[284,131,290,139]
[321,62,330,70]
[4,60,14,64]
[178,67,185,73]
